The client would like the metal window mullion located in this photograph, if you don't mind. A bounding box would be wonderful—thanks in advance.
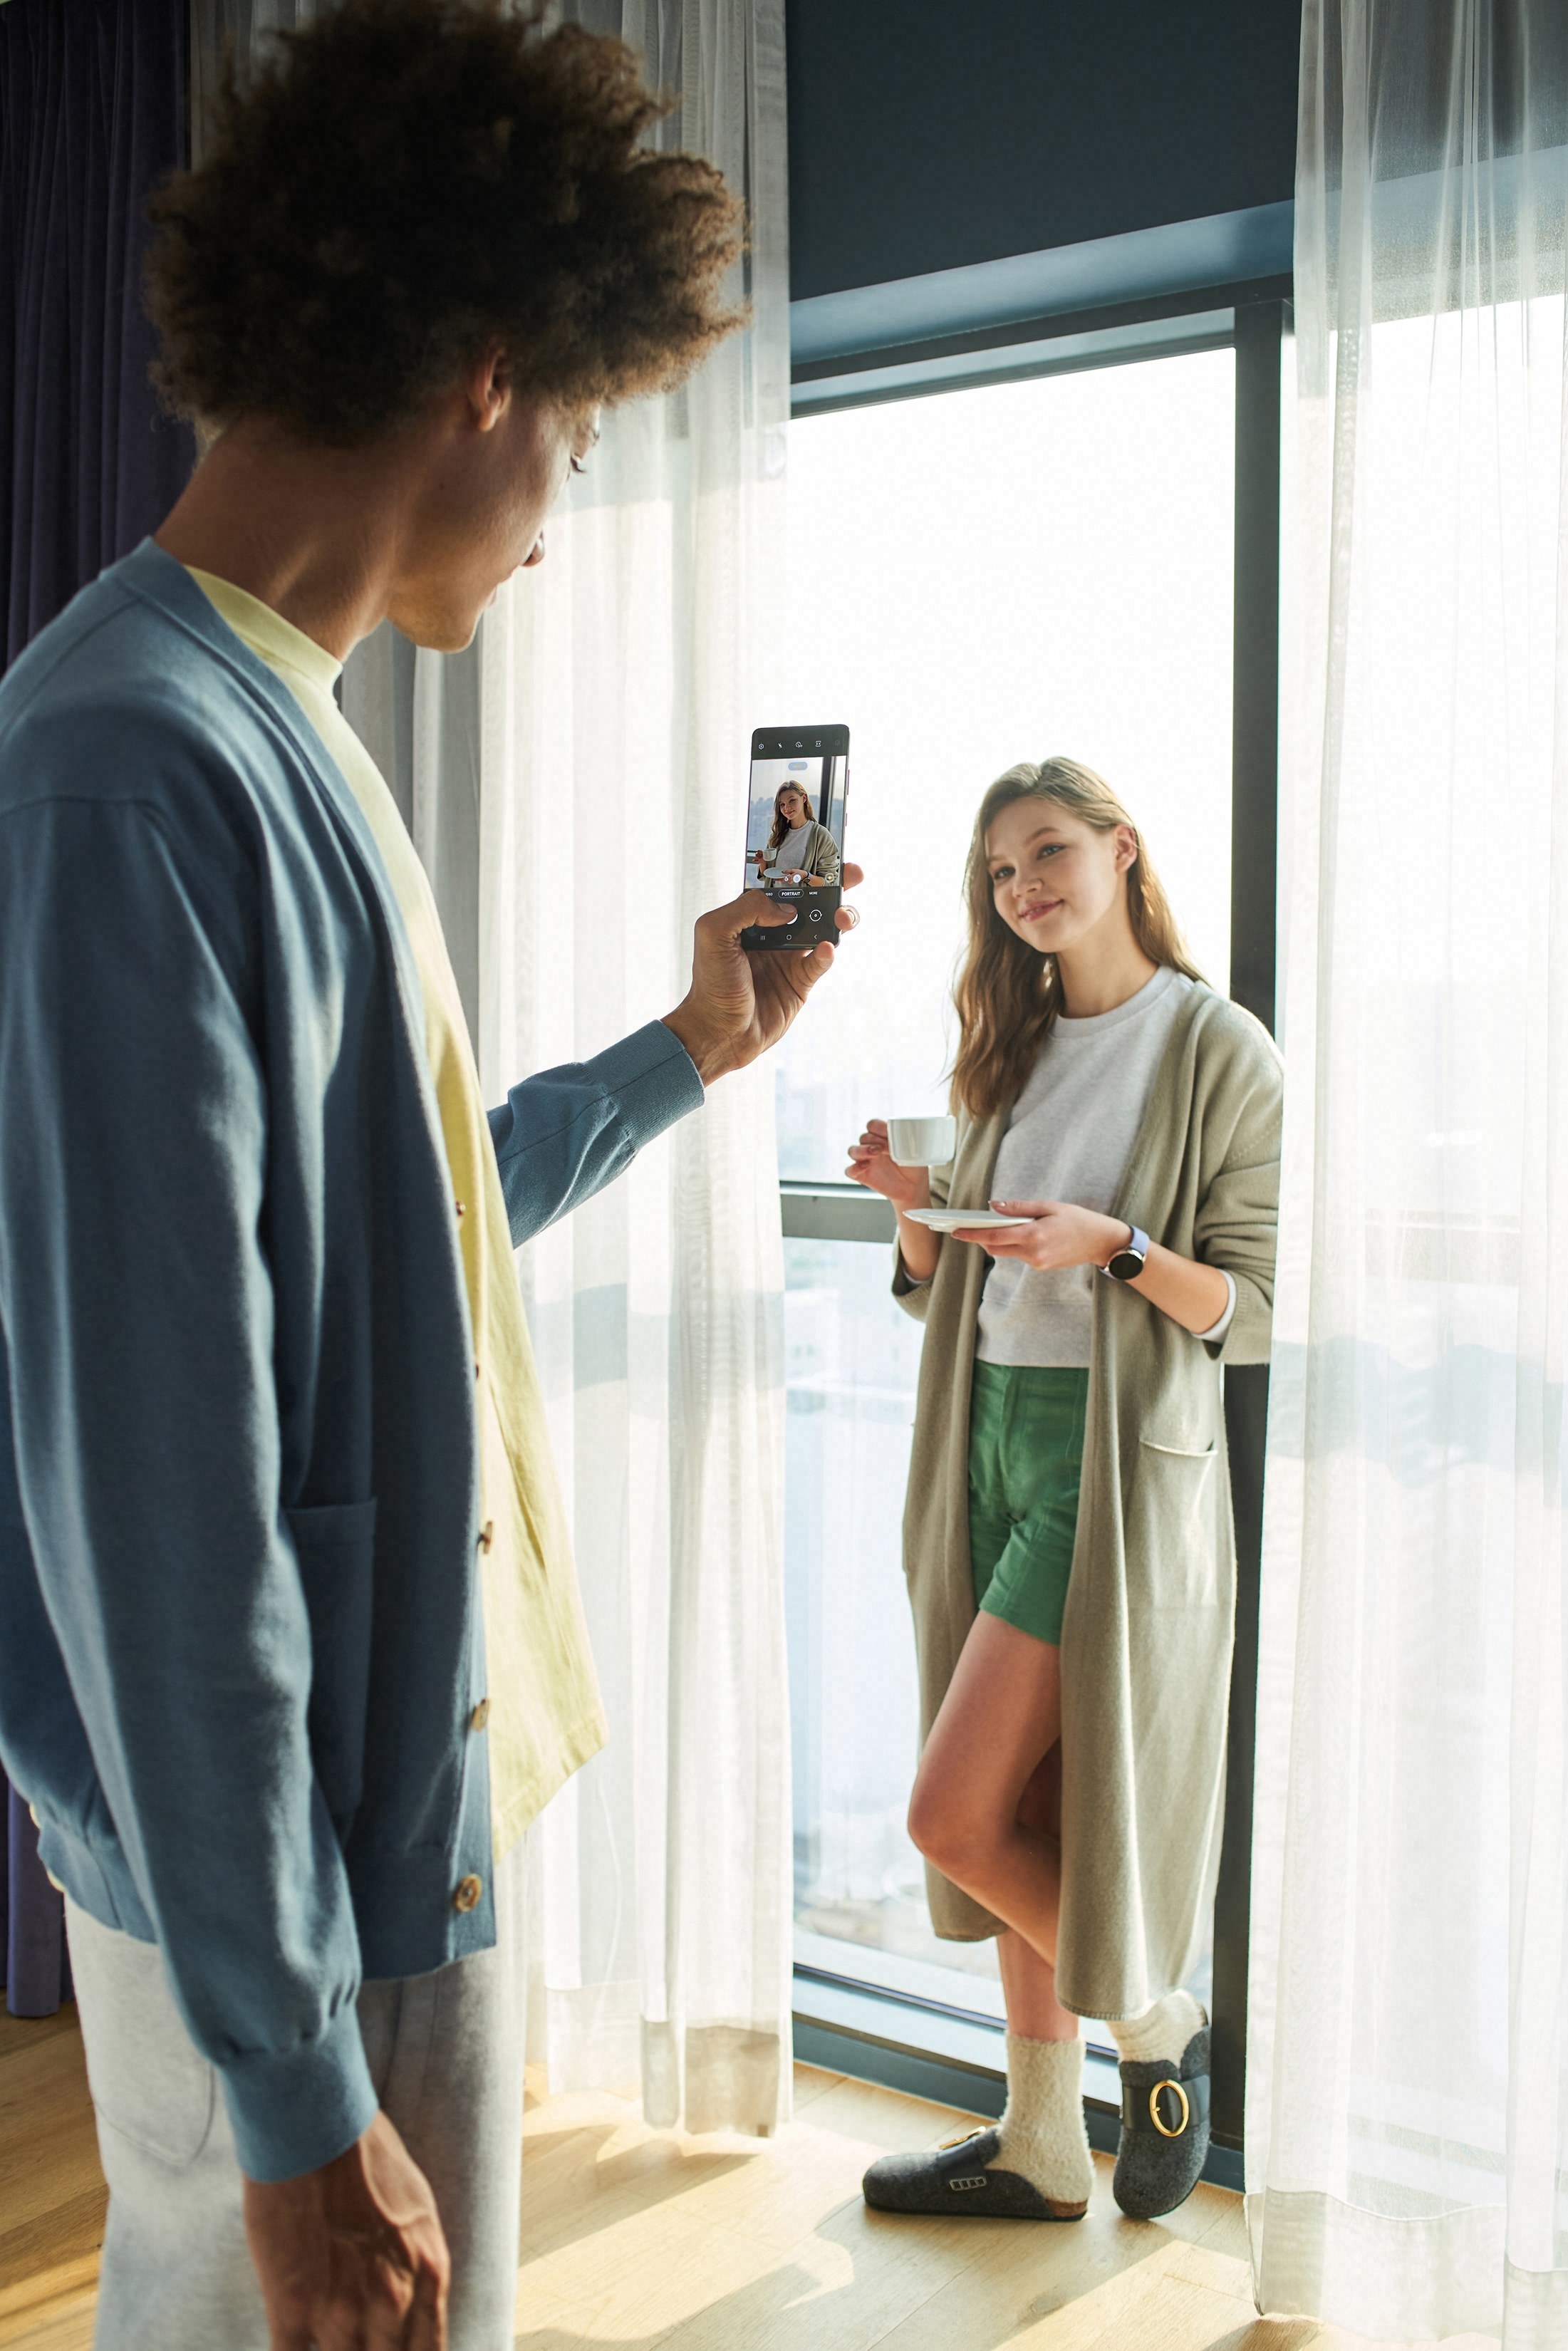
[1209,295,1286,2155]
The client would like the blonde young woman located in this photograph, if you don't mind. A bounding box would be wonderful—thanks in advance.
[749,779,841,886]
[846,758,1280,2223]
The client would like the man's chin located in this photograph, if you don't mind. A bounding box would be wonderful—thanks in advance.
[388,605,484,654]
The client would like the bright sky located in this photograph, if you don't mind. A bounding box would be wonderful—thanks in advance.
[773,347,1236,1180]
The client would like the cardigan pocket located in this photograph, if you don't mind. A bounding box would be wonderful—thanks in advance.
[1125,1439,1219,1609]
[286,1498,378,1834]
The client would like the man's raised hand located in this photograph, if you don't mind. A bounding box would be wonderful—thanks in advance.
[661,866,863,1086]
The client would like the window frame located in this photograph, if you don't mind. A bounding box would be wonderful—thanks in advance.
[780,280,1288,2187]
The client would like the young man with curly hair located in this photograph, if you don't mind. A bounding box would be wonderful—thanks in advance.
[0,6,851,2346]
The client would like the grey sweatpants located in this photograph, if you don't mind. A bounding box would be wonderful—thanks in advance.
[66,1852,526,2351]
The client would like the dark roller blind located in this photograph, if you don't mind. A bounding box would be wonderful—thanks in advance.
[785,0,1304,299]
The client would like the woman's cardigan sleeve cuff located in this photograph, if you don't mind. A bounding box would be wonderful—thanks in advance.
[1195,1270,1237,1345]
[891,1245,934,1321]
[218,2001,379,2184]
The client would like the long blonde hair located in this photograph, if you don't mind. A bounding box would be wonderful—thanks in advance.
[951,757,1203,1119]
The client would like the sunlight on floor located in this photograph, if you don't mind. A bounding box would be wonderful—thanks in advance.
[509,2064,1492,2351]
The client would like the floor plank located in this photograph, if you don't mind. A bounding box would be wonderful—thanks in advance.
[0,2025,1509,2351]
[0,2002,104,2332]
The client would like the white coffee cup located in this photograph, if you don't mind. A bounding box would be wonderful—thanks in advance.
[888,1115,957,1167]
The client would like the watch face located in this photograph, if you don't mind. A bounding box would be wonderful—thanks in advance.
[1108,1247,1146,1282]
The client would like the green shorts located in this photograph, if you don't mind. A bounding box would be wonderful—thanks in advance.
[967,1359,1089,1649]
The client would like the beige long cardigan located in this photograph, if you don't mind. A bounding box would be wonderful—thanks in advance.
[893,982,1282,2022]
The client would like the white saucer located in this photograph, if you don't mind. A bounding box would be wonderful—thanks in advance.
[903,1208,1033,1232]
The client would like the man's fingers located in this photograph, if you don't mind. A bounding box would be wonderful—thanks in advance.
[702,878,858,945]
[702,888,797,940]
[793,940,838,985]
[841,861,864,889]
[313,2293,368,2351]
[405,2263,447,2351]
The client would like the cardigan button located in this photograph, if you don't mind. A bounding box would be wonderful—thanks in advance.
[455,1199,466,1220]
[469,1698,491,1733]
[453,1874,484,1914]
[477,1520,494,1552]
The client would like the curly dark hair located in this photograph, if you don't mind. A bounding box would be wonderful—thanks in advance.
[147,0,747,443]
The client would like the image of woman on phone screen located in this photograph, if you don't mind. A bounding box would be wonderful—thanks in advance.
[750,779,841,888]
[845,757,1280,2225]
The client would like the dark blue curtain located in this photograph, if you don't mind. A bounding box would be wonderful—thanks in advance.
[0,0,194,2012]
[1,0,194,662]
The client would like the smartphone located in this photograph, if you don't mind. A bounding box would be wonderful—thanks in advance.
[741,725,850,950]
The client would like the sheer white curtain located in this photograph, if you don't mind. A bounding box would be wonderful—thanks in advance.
[191,0,794,2137]
[481,0,792,2135]
[1249,4,1568,2342]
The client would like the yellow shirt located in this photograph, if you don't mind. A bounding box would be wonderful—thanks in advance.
[187,570,607,1852]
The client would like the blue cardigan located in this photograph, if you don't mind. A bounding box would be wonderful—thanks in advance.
[0,544,703,2179]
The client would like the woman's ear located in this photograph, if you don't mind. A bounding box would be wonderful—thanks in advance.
[1113,822,1141,874]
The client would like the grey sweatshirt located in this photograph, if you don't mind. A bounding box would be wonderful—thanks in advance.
[975,965,1234,1366]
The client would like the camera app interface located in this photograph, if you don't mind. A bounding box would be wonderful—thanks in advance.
[743,730,848,945]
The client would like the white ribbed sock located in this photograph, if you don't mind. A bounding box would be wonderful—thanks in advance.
[1106,1989,1205,2065]
[994,2032,1096,2206]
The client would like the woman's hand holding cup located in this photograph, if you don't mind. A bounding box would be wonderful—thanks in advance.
[846,1119,931,1213]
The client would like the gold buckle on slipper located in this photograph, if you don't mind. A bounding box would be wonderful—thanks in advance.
[1149,2079,1190,2138]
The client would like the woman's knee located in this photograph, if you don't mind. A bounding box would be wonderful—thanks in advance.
[908,1776,999,1877]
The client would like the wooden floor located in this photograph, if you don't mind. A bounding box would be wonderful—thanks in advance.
[0,2008,105,2350]
[0,2004,1499,2351]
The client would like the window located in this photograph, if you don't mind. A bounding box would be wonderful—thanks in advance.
[777,345,1240,2050]
[777,351,1237,1185]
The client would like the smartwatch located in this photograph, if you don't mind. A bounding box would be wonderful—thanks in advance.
[1101,1223,1150,1283]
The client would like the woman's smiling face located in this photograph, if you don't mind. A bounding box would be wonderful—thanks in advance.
[984,796,1134,953]
[777,786,807,826]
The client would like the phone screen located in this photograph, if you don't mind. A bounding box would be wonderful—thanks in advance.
[741,725,850,950]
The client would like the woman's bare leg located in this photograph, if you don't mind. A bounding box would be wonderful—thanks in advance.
[997,1738,1078,2039]
[907,1612,1066,1968]
[863,1619,1094,2214]
[997,1931,1078,2039]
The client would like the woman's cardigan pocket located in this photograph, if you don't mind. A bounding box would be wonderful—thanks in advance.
[1123,1437,1221,1609]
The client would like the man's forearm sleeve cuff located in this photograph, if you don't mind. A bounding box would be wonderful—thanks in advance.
[588,1020,706,1149]
[218,1999,379,2183]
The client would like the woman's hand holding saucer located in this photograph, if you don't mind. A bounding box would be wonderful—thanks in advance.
[845,1120,931,1214]
[951,1199,1126,1269]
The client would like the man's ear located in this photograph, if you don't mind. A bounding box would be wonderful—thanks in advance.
[467,340,512,433]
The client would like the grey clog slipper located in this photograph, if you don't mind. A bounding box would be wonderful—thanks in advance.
[862,2126,1088,2221]
[1113,2025,1211,2219]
